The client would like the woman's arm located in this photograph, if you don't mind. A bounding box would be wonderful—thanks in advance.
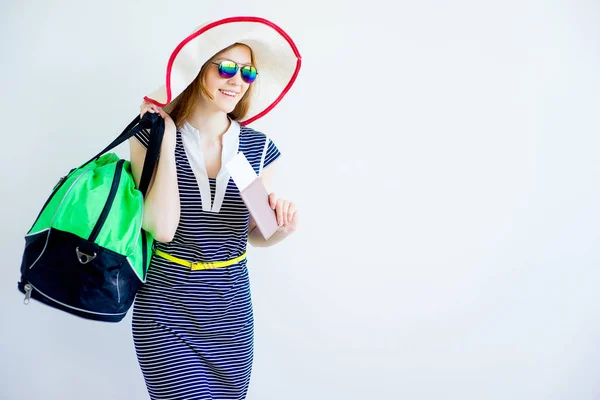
[129,103,180,243]
[247,163,297,247]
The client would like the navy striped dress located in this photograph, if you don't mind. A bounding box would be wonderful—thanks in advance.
[131,119,280,400]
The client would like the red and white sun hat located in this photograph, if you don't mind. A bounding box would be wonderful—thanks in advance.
[143,16,302,125]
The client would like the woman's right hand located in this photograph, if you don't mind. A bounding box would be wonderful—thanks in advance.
[140,101,177,147]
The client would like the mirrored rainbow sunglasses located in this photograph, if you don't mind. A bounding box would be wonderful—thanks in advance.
[211,60,258,84]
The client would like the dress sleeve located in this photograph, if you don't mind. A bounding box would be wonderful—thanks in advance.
[262,137,281,170]
[133,128,151,149]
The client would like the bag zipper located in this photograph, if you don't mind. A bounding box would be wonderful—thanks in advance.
[22,281,126,317]
[88,159,125,242]
[23,284,32,305]
[116,271,121,303]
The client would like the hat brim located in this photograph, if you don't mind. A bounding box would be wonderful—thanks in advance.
[144,16,301,125]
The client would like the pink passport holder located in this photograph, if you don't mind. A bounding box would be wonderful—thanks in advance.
[226,152,279,240]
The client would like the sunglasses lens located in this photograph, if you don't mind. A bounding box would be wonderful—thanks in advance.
[241,66,257,83]
[218,61,238,78]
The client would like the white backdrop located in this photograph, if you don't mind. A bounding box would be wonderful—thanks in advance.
[1,0,599,399]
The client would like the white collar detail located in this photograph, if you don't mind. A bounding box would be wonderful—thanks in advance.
[180,119,240,213]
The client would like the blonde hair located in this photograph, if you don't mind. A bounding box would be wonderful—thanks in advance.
[167,43,256,127]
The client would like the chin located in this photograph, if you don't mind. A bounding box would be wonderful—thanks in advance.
[215,101,239,115]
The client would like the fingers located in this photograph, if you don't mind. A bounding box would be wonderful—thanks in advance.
[139,102,154,117]
[269,193,278,210]
[287,203,297,226]
[156,107,169,120]
[279,201,294,227]
[139,101,162,118]
[275,198,284,226]
[269,193,297,228]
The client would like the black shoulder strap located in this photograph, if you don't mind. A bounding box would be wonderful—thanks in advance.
[137,114,164,196]
[82,112,165,197]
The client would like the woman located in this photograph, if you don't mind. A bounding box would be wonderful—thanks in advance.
[129,17,302,400]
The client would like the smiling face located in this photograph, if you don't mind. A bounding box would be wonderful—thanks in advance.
[199,44,254,115]
[167,43,257,127]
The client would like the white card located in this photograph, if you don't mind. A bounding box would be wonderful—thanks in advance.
[225,152,257,191]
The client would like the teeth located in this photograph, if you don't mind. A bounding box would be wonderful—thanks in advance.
[220,90,237,97]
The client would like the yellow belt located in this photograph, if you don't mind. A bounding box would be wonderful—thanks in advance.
[154,249,247,270]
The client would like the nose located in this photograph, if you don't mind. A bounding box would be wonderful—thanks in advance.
[227,69,245,86]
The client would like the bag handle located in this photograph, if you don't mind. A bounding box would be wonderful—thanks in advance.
[82,112,165,197]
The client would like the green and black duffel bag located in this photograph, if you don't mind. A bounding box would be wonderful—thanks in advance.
[17,112,164,322]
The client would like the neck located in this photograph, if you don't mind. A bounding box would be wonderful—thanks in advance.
[186,106,231,142]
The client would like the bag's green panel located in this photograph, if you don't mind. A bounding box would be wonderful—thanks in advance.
[51,154,120,239]
[28,169,84,234]
[28,154,116,235]
[28,152,153,280]
[127,228,154,281]
[95,161,144,256]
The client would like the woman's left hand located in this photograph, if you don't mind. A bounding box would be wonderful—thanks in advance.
[269,193,298,234]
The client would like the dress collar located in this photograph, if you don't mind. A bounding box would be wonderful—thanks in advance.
[180,119,240,213]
